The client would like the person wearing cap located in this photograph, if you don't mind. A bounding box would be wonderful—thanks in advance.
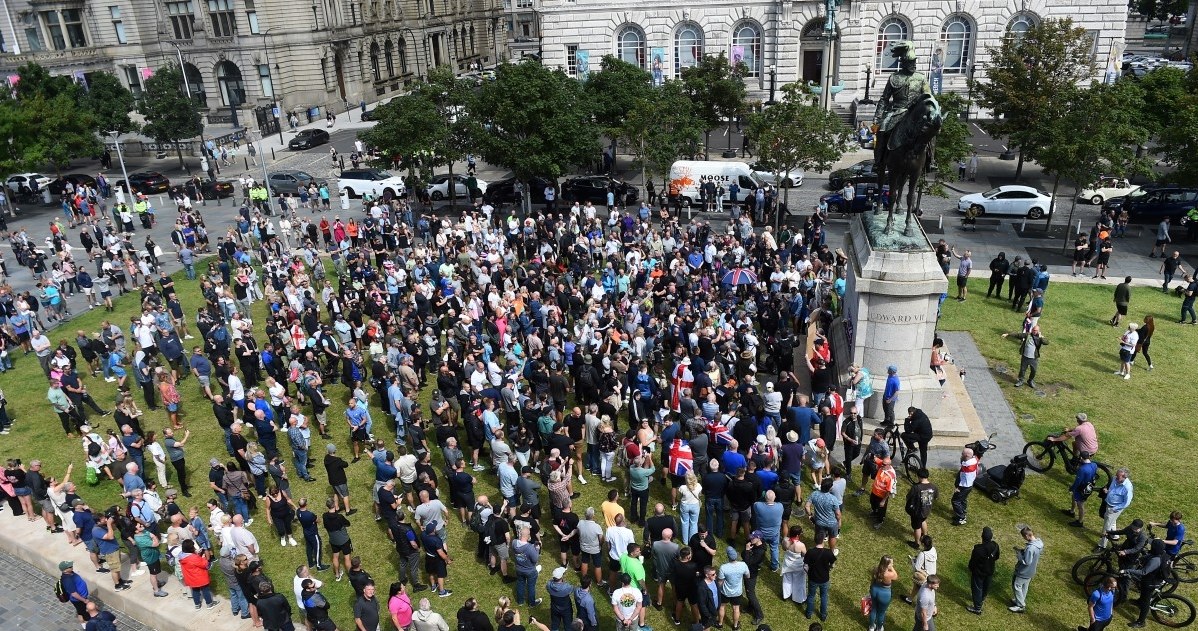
[717,545,749,629]
[742,533,767,626]
[1048,413,1099,459]
[546,565,575,631]
[882,366,900,426]
[59,560,92,624]
[1065,451,1099,528]
[762,382,783,427]
[869,456,898,530]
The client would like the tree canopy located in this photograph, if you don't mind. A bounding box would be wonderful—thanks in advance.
[139,64,204,170]
[84,72,139,135]
[0,63,102,175]
[621,80,705,193]
[585,56,651,144]
[747,84,855,206]
[681,53,748,156]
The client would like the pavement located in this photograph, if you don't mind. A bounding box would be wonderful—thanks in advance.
[0,547,155,631]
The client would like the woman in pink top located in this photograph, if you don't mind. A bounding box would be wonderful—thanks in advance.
[389,581,413,631]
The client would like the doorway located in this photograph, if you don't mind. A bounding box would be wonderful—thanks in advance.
[334,52,346,101]
[803,50,823,84]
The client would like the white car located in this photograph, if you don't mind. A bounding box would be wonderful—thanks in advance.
[957,185,1053,219]
[426,174,487,200]
[5,172,51,195]
[338,167,407,199]
[749,163,803,188]
[1078,177,1137,205]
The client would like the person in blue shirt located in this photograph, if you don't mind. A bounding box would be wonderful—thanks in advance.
[1084,574,1117,631]
[882,365,901,426]
[1152,511,1187,558]
[1099,468,1134,549]
[752,492,785,570]
[720,442,746,475]
[1067,452,1098,528]
[345,399,370,462]
[787,396,820,446]
[59,561,91,624]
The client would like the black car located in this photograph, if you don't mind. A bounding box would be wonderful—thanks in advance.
[1103,186,1198,222]
[48,173,98,196]
[482,176,556,206]
[288,129,331,150]
[560,176,639,206]
[360,108,379,122]
[116,171,171,195]
[182,178,236,199]
[827,159,877,190]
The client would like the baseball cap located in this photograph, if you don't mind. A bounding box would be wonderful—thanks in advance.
[726,547,738,560]
[58,560,74,571]
[749,530,763,541]
[552,567,567,580]
[209,458,221,468]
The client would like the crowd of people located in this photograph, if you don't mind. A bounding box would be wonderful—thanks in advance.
[0,175,1186,631]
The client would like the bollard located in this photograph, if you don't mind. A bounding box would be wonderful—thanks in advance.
[271,148,276,161]
[1077,219,1082,234]
[244,157,249,170]
[1020,217,1026,232]
[938,214,943,230]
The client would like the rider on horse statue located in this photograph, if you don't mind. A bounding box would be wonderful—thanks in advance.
[874,40,938,172]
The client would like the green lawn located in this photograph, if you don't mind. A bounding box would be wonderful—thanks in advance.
[0,271,1192,631]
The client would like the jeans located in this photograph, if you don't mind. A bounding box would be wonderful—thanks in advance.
[516,571,538,605]
[223,428,235,457]
[1164,272,1175,290]
[1183,301,1197,323]
[883,399,896,425]
[705,498,725,536]
[1011,575,1031,609]
[191,585,215,606]
[970,572,992,609]
[292,447,310,479]
[183,263,196,280]
[805,580,829,620]
[600,451,615,479]
[630,488,649,524]
[680,502,700,543]
[586,443,600,473]
[230,495,250,522]
[869,582,892,628]
[952,486,972,522]
[764,536,780,570]
[764,412,781,428]
[744,574,762,620]
[229,584,248,616]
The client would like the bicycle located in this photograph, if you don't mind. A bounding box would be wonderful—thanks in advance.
[1022,432,1113,485]
[1073,529,1189,590]
[1082,573,1195,628]
[878,421,922,485]
[1154,525,1198,585]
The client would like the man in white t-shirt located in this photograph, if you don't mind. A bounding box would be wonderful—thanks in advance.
[605,514,635,588]
[951,447,978,526]
[610,572,643,631]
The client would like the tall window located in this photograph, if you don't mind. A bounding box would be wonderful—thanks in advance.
[166,1,195,39]
[876,17,909,71]
[384,39,395,77]
[1007,13,1036,39]
[258,64,273,97]
[41,11,66,50]
[732,21,762,77]
[370,42,381,81]
[122,65,143,94]
[566,44,578,76]
[207,0,237,37]
[62,9,86,47]
[109,7,127,44]
[246,0,259,33]
[398,37,408,73]
[615,25,645,69]
[470,25,475,54]
[674,23,702,76]
[23,14,45,51]
[941,16,972,73]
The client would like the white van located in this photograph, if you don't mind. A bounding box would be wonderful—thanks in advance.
[668,160,763,208]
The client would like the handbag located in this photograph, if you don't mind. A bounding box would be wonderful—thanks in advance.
[860,595,872,617]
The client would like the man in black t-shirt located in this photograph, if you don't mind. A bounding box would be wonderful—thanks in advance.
[553,500,581,568]
[323,444,354,515]
[322,500,353,582]
[804,533,837,621]
[352,582,380,631]
[670,546,700,625]
[688,525,717,572]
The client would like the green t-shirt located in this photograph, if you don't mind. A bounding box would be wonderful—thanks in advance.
[619,553,646,591]
[629,464,656,492]
[134,531,161,565]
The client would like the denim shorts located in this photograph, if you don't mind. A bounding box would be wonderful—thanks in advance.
[166,403,179,412]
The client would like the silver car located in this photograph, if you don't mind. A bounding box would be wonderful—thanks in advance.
[267,169,327,195]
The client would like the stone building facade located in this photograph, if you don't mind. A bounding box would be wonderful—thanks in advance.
[533,0,1128,107]
[0,0,505,127]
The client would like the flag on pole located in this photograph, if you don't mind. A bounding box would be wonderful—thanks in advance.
[668,439,693,477]
[1104,42,1121,85]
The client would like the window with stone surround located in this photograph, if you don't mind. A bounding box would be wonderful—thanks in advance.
[615,24,646,69]
[385,39,395,77]
[41,11,66,50]
[566,44,578,76]
[207,0,237,37]
[876,16,909,71]
[941,15,972,74]
[166,1,195,40]
[732,21,762,77]
[370,41,382,81]
[1007,12,1037,40]
[62,9,87,47]
[111,6,127,44]
[674,23,703,76]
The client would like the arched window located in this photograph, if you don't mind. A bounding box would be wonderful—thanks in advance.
[215,60,244,106]
[470,25,476,55]
[731,21,762,77]
[674,23,703,76]
[876,16,909,71]
[398,37,408,74]
[369,42,381,81]
[384,39,395,77]
[941,16,972,74]
[615,24,646,68]
[1008,12,1037,39]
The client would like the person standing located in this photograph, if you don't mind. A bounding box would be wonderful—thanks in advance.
[951,447,978,527]
[1128,539,1171,628]
[882,366,900,427]
[1182,274,1197,324]
[1009,526,1043,613]
[966,527,999,615]
[611,572,645,631]
[904,470,938,546]
[354,581,381,631]
[1098,468,1134,548]
[868,555,898,631]
[804,533,836,622]
[1115,322,1139,380]
[1160,251,1186,292]
[967,152,979,181]
[951,248,972,301]
[1149,217,1172,258]
[913,575,940,631]
[1066,452,1098,528]
[58,560,92,626]
[1012,325,1046,389]
[546,567,574,631]
[986,252,1010,299]
[1133,315,1155,371]
[717,546,749,630]
[1079,574,1117,631]
[1109,276,1132,327]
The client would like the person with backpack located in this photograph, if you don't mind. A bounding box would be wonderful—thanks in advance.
[57,560,92,625]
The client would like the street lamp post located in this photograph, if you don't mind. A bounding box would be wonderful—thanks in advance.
[965,64,976,121]
[860,64,874,105]
[262,29,284,146]
[108,131,132,204]
[767,64,777,105]
[401,26,423,80]
[171,43,192,100]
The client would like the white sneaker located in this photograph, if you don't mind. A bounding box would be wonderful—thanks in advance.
[281,537,287,547]
[578,474,587,485]
[104,377,116,383]
[1124,374,1130,380]
[184,334,195,339]
[288,536,298,546]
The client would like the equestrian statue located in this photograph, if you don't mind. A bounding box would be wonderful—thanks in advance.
[873,40,943,233]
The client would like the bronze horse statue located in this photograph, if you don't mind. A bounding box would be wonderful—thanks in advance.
[875,95,942,232]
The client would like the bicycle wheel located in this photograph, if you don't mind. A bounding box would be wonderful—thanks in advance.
[885,430,899,458]
[1022,441,1054,473]
[1171,551,1198,583]
[902,453,922,485]
[1152,594,1197,628]
[1083,572,1124,604]
[1073,555,1114,585]
[1093,462,1114,493]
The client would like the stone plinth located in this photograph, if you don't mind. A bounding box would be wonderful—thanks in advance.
[833,212,948,421]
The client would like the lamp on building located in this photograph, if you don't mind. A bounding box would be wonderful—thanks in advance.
[860,63,874,105]
[766,64,777,105]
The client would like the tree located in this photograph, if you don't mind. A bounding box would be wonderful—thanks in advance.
[83,72,139,135]
[1155,93,1198,185]
[467,59,598,215]
[747,84,855,213]
[923,92,974,197]
[1133,0,1189,21]
[971,18,1095,178]
[585,55,651,162]
[621,80,705,198]
[140,64,204,171]
[680,53,747,158]
[2,63,101,175]
[1033,81,1153,232]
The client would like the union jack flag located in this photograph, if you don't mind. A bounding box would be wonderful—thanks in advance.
[668,439,694,477]
[707,417,733,446]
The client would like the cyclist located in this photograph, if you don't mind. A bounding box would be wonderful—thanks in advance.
[1048,413,1099,460]
[1126,539,1170,628]
[902,407,933,470]
[1065,452,1098,528]
[1106,518,1149,569]
[1149,511,1186,559]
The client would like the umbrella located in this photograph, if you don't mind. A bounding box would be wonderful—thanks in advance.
[722,268,758,286]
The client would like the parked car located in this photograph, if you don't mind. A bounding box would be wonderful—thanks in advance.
[183,178,236,199]
[482,176,556,206]
[48,173,98,196]
[750,162,803,188]
[360,108,380,122]
[115,171,171,195]
[819,182,889,213]
[1103,185,1198,222]
[1077,177,1137,205]
[268,170,327,195]
[338,167,407,199]
[288,128,331,150]
[957,185,1053,219]
[426,174,488,200]
[5,172,52,195]
[560,176,639,206]
[827,159,876,190]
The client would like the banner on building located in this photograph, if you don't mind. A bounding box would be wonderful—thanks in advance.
[930,47,944,95]
[731,45,746,69]
[6,75,18,87]
[1104,42,1121,84]
[72,70,89,92]
[140,67,155,81]
[575,50,590,79]
[651,47,665,86]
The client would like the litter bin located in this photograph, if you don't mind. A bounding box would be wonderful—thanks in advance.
[340,189,350,210]
[41,188,51,204]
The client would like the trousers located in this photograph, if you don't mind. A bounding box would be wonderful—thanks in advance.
[1011,575,1032,608]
